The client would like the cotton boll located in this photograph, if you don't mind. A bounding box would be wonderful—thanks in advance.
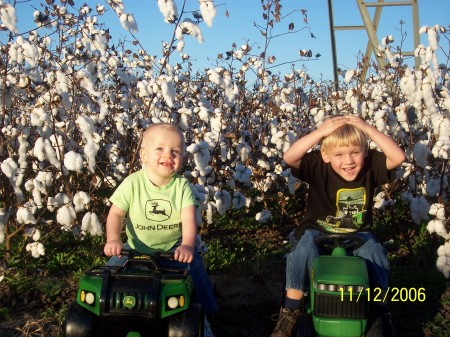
[179,20,204,44]
[192,142,211,175]
[410,196,430,225]
[119,13,138,33]
[81,212,103,236]
[157,0,178,23]
[232,192,246,209]
[26,242,45,258]
[199,0,217,28]
[413,141,430,168]
[214,190,231,215]
[206,202,214,225]
[0,3,18,34]
[427,219,438,234]
[426,178,442,197]
[187,143,199,153]
[444,242,450,257]
[160,77,176,108]
[237,141,251,163]
[428,219,449,239]
[257,159,271,170]
[344,70,355,83]
[429,203,446,220]
[436,255,449,278]
[234,164,252,185]
[57,204,76,230]
[73,191,91,212]
[43,139,61,169]
[16,207,37,225]
[64,151,84,172]
[255,210,272,223]
[437,244,446,256]
[26,228,41,241]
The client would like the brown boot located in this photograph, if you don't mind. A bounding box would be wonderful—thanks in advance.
[271,307,300,337]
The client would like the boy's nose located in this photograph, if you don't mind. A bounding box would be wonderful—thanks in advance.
[162,149,174,158]
[344,154,354,163]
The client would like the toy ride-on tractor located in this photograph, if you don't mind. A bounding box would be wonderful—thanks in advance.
[296,233,384,337]
[62,250,204,337]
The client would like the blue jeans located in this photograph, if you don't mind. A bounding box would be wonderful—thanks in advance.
[286,229,390,293]
[106,244,218,316]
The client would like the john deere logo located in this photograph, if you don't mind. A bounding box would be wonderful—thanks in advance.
[123,296,136,308]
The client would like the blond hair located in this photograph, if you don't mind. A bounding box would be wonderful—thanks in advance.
[321,123,368,153]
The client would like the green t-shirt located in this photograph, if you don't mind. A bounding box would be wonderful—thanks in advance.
[110,169,196,254]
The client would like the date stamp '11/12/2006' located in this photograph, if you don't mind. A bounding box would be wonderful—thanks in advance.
[339,287,426,302]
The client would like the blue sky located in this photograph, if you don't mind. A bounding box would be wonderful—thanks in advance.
[12,0,450,81]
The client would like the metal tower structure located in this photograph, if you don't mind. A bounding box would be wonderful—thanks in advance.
[327,0,420,86]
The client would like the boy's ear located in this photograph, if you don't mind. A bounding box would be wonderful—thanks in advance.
[321,149,330,163]
[139,148,146,163]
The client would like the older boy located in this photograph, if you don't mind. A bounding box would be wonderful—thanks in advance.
[271,115,406,337]
[104,123,218,316]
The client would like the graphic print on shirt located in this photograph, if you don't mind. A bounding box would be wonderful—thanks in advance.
[318,187,367,233]
[145,199,172,222]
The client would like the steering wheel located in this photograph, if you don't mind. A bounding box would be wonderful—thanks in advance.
[314,233,364,250]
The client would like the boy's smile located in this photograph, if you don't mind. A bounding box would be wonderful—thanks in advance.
[321,144,366,181]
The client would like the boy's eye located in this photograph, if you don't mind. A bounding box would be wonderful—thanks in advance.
[172,149,181,155]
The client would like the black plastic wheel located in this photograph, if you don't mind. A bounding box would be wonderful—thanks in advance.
[167,303,204,337]
[62,302,98,337]
[296,313,315,337]
[366,315,384,337]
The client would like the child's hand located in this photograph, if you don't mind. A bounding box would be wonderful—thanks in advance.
[174,244,194,263]
[318,116,349,138]
[104,239,124,256]
[345,115,370,133]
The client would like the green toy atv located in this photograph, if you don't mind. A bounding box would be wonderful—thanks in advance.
[62,251,204,337]
[296,233,384,337]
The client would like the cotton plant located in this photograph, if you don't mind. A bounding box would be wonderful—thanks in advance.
[436,242,450,278]
[255,210,272,223]
[280,169,298,195]
[175,19,204,52]
[236,138,251,163]
[1,158,24,202]
[76,115,101,173]
[373,191,394,210]
[81,212,103,236]
[57,204,77,231]
[64,151,84,172]
[0,0,18,34]
[213,189,232,215]
[26,242,45,258]
[207,67,238,106]
[232,192,246,209]
[187,141,211,177]
[0,209,10,244]
[16,206,37,225]
[410,196,431,225]
[234,164,252,186]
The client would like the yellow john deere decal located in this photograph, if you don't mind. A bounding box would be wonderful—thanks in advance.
[123,296,136,308]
